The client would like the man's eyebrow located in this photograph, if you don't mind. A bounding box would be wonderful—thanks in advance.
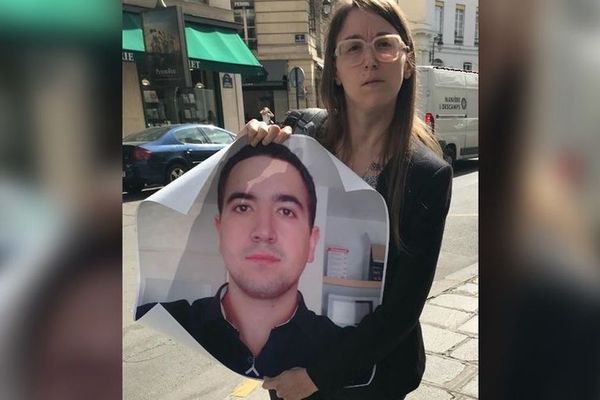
[225,192,255,204]
[274,194,304,210]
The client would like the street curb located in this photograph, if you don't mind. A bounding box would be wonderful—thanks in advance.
[428,262,478,299]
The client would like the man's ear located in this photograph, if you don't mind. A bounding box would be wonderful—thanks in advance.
[307,226,321,263]
[214,215,221,233]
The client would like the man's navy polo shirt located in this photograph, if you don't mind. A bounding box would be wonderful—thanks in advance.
[136,284,372,380]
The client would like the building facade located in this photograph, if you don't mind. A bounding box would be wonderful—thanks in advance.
[233,0,331,123]
[397,0,478,71]
[122,0,262,137]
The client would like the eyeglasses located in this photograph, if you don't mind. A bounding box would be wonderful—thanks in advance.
[334,34,410,66]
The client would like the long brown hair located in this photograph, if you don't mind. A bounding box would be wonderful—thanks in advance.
[318,0,442,248]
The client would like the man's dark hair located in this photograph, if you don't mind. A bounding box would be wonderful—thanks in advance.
[217,143,317,228]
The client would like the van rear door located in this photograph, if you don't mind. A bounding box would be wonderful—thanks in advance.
[432,69,467,159]
[464,73,479,157]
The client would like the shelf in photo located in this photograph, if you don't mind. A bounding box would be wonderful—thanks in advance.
[323,276,382,289]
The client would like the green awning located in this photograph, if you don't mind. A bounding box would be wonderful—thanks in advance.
[185,23,264,77]
[123,12,144,52]
[121,13,263,77]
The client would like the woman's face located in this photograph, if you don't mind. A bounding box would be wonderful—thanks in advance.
[334,8,412,113]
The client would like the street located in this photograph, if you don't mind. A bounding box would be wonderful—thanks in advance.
[123,159,478,400]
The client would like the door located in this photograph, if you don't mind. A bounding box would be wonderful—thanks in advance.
[172,127,212,166]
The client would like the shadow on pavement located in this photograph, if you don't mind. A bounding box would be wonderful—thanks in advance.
[453,158,479,177]
[122,187,161,203]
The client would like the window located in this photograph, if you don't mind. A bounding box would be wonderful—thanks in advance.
[202,127,235,144]
[474,7,479,46]
[309,0,317,33]
[454,5,465,45]
[124,126,170,142]
[174,128,206,144]
[435,1,444,36]
[232,1,257,50]
[463,62,472,71]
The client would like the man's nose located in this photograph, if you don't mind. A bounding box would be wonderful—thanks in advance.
[251,212,276,243]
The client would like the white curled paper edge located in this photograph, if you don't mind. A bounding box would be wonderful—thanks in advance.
[134,134,390,385]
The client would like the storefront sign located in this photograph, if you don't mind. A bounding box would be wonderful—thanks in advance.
[295,34,306,43]
[122,51,136,62]
[189,59,202,69]
[222,74,233,88]
[142,6,191,88]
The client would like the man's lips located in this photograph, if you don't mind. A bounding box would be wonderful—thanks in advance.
[246,253,281,262]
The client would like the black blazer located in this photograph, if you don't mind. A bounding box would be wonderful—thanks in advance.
[302,133,453,398]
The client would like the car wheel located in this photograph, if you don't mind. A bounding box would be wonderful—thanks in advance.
[443,145,456,167]
[125,181,144,194]
[166,163,188,183]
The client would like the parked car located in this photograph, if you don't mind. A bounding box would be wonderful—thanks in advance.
[123,124,236,194]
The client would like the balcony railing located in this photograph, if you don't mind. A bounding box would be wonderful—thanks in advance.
[454,35,464,45]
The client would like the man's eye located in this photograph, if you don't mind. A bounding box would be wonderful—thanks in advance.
[278,208,297,218]
[234,204,250,213]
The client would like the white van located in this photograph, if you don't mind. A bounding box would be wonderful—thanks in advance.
[416,66,478,165]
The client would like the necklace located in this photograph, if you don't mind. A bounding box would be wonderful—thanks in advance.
[345,159,383,188]
[362,161,383,176]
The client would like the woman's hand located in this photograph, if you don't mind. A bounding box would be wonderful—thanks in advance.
[238,119,292,146]
[262,368,318,400]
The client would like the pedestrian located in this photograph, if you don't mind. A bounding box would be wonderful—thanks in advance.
[259,107,274,124]
[238,1,453,399]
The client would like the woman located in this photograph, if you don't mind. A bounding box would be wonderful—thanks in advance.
[240,1,452,399]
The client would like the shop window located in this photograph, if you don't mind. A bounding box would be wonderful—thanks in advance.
[191,69,219,126]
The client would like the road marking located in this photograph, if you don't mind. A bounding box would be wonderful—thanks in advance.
[231,379,261,397]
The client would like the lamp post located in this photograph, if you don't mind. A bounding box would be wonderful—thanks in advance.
[430,33,443,65]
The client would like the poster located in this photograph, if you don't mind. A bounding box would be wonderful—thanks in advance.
[134,135,389,384]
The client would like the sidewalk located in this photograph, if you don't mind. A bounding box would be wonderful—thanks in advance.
[406,262,479,400]
[229,263,479,400]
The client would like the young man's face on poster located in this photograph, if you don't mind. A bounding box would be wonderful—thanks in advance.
[214,155,320,299]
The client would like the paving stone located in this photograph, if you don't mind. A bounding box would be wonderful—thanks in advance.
[450,338,478,362]
[422,324,468,353]
[422,354,466,386]
[430,294,478,312]
[427,279,458,298]
[452,283,478,296]
[405,384,453,400]
[445,263,478,282]
[458,315,478,335]
[420,304,472,330]
[459,374,478,398]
